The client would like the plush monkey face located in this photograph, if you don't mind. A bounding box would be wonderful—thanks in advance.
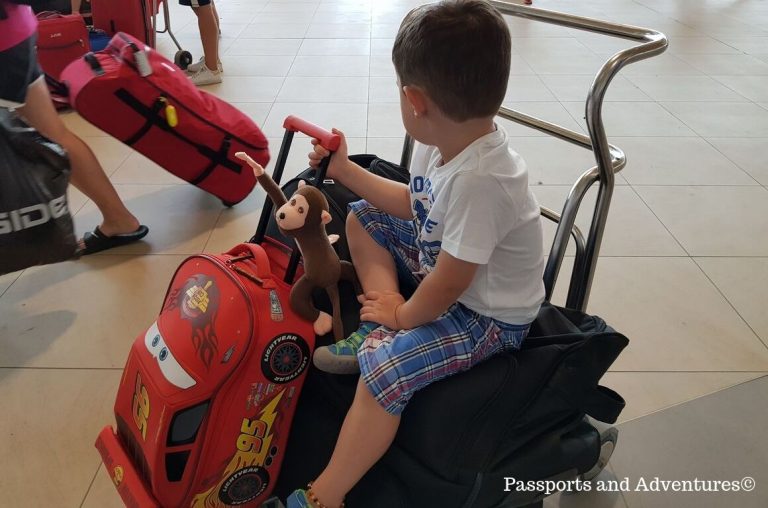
[275,193,311,231]
[275,182,332,233]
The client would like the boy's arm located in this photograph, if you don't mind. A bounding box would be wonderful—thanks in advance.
[336,159,412,220]
[310,132,412,220]
[361,251,478,329]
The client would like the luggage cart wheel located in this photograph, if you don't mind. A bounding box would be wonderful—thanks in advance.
[174,50,194,70]
[581,425,618,481]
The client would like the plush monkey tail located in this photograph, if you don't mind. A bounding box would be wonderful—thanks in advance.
[326,284,344,342]
[340,260,362,296]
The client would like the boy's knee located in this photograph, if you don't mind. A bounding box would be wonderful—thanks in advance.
[345,211,363,236]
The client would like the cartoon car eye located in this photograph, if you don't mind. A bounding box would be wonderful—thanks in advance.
[143,322,196,389]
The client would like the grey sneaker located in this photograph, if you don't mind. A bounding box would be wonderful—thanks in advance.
[188,63,222,86]
[312,322,377,374]
[186,56,223,74]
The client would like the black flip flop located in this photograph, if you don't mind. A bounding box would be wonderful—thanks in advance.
[79,225,149,255]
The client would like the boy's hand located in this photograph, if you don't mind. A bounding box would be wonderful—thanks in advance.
[359,290,406,330]
[308,128,349,180]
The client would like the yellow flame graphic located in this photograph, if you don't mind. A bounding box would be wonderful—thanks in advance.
[190,389,285,508]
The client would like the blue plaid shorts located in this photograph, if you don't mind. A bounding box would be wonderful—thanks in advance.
[349,200,530,415]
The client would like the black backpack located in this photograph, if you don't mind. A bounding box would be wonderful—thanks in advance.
[261,156,628,507]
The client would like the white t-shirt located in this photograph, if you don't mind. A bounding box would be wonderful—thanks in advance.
[408,125,545,324]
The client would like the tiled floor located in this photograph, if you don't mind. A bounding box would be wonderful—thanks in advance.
[1,0,767,506]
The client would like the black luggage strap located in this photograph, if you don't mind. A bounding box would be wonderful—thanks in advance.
[190,137,231,185]
[114,89,242,184]
[84,53,105,76]
[553,382,625,424]
[44,73,69,98]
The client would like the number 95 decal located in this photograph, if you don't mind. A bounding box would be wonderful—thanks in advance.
[132,372,150,440]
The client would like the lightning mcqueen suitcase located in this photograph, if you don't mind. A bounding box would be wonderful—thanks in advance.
[60,32,269,205]
[95,117,343,508]
[96,240,316,508]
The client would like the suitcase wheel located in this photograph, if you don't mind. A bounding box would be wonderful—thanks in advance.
[174,50,194,70]
[261,334,310,384]
[218,466,270,505]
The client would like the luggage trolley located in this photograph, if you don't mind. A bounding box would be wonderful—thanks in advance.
[491,2,667,504]
[485,0,668,312]
[150,0,193,69]
[265,4,669,508]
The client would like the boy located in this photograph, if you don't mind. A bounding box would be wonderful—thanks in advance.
[180,0,222,86]
[288,1,545,506]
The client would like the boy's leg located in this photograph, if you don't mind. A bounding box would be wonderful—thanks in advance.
[347,212,399,294]
[313,201,420,373]
[17,78,144,240]
[307,379,400,508]
[311,212,400,373]
[303,305,515,506]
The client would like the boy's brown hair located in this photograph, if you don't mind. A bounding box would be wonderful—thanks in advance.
[392,0,511,122]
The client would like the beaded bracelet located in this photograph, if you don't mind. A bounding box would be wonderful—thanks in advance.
[306,482,345,508]
[394,303,404,329]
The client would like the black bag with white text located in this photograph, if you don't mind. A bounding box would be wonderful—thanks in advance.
[0,110,77,275]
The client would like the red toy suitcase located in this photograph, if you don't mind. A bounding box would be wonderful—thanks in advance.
[95,117,343,508]
[96,240,316,508]
[91,0,156,46]
[60,32,269,205]
[36,12,90,80]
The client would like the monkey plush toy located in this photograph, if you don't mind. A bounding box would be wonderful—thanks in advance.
[236,152,359,341]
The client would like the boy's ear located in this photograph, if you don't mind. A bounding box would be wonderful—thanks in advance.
[403,85,428,117]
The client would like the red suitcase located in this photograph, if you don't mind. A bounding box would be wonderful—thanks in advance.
[94,118,343,508]
[91,0,156,46]
[60,32,269,205]
[96,240,316,508]
[36,12,90,80]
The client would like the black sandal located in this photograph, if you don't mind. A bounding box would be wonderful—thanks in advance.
[79,225,149,255]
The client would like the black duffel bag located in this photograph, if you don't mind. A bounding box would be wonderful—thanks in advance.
[0,110,77,275]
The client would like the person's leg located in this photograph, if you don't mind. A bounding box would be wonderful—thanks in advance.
[347,212,399,294]
[191,4,220,71]
[17,78,141,238]
[211,0,221,33]
[305,304,489,506]
[309,379,400,507]
[313,201,421,373]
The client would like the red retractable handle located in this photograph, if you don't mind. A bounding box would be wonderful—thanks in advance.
[282,115,341,151]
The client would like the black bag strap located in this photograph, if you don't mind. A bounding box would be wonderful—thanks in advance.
[548,332,629,423]
[84,52,104,76]
[114,88,242,181]
[554,383,625,424]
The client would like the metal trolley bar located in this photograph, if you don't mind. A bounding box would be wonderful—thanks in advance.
[490,1,668,311]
